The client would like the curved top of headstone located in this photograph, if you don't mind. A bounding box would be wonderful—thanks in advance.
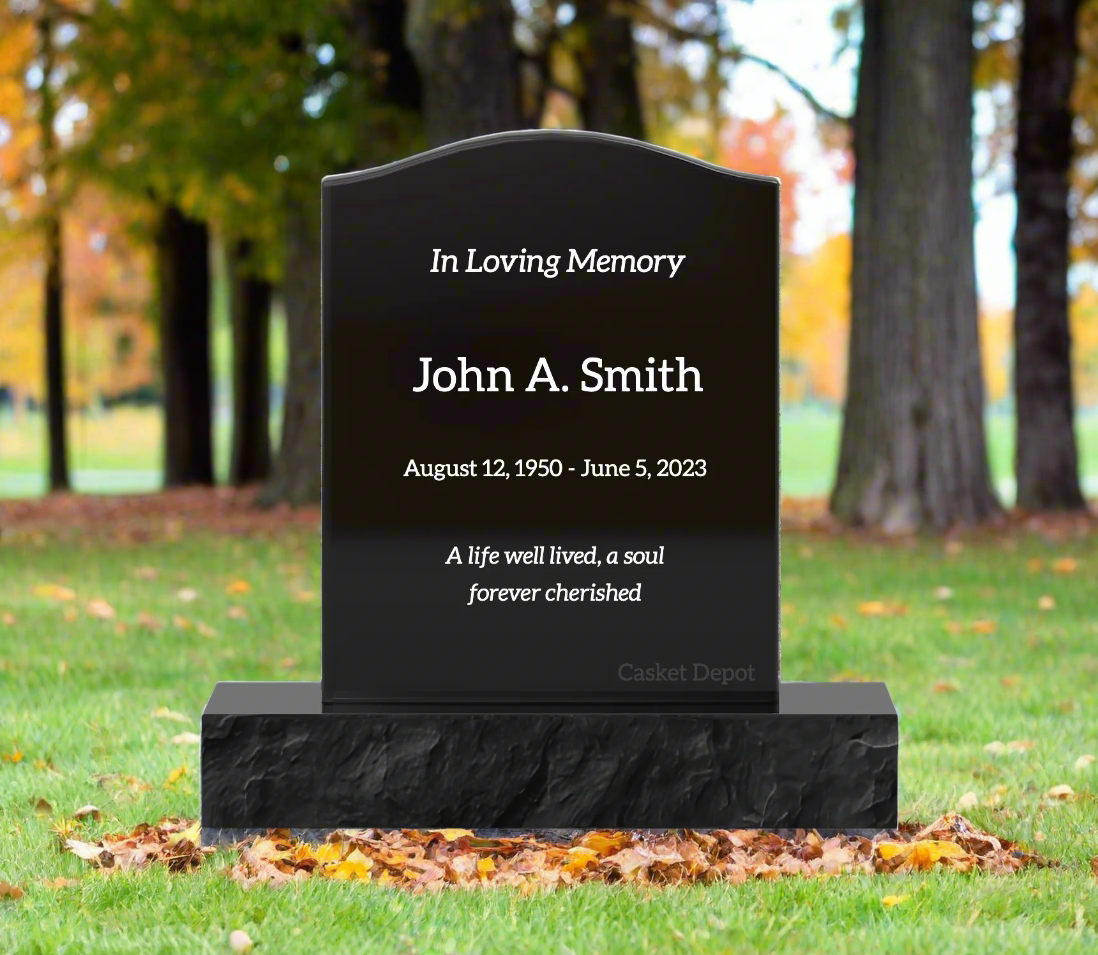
[322,128,779,189]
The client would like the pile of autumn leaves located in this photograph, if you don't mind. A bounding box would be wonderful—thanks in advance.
[57,812,1046,893]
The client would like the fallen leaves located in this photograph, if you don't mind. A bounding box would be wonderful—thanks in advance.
[857,600,908,617]
[65,819,210,872]
[1052,557,1079,574]
[1045,784,1076,801]
[222,814,1047,892]
[0,881,24,900]
[85,599,116,620]
[171,732,200,745]
[1075,754,1096,771]
[881,893,908,908]
[151,707,189,724]
[32,583,75,601]
[225,579,252,596]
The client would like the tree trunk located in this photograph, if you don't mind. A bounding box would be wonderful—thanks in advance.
[38,12,69,493]
[831,0,1001,531]
[573,0,646,140]
[261,191,322,505]
[344,0,424,165]
[1013,0,1086,511]
[228,239,272,486]
[261,2,424,507]
[406,0,524,147]
[43,194,69,494]
[155,204,213,487]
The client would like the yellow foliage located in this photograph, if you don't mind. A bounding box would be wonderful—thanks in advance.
[782,233,850,404]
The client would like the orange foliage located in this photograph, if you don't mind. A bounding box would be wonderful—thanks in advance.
[0,186,154,405]
[782,233,849,404]
[718,111,801,251]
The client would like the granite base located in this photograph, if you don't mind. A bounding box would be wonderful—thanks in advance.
[200,681,897,844]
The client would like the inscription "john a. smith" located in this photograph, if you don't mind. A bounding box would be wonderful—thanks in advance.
[412,356,703,394]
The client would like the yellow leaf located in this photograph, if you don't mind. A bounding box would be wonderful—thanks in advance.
[971,620,997,634]
[163,765,187,788]
[326,849,372,880]
[2,749,23,763]
[857,600,906,617]
[477,857,496,875]
[313,842,343,863]
[1052,557,1078,574]
[957,791,979,811]
[1046,784,1075,800]
[33,583,75,601]
[225,580,252,595]
[1074,754,1096,771]
[876,842,906,861]
[1038,595,1056,611]
[430,829,473,841]
[151,707,189,723]
[881,894,908,908]
[563,846,599,873]
[578,831,628,855]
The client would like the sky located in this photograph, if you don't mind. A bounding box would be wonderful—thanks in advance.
[721,0,1018,308]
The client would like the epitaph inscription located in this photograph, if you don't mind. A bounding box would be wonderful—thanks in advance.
[322,131,779,708]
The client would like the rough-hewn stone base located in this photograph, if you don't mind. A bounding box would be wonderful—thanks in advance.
[201,682,897,843]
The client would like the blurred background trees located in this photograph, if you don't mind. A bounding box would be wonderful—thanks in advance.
[1,0,1097,530]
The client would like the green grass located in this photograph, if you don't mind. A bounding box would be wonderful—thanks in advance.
[6,405,1098,500]
[3,527,1098,952]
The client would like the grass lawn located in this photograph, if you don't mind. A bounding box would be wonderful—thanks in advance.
[2,514,1098,953]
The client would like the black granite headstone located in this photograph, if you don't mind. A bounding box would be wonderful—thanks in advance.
[322,128,778,710]
[201,130,897,840]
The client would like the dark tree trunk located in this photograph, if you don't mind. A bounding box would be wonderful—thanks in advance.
[344,0,424,165]
[261,191,321,505]
[831,0,1001,531]
[38,12,69,493]
[228,239,272,486]
[155,204,213,487]
[43,197,68,494]
[406,0,524,147]
[262,2,423,507]
[1013,0,1086,511]
[573,0,646,140]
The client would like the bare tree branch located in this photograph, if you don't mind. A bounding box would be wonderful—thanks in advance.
[727,49,851,126]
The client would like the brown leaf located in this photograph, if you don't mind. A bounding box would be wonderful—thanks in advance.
[73,805,101,822]
[0,881,23,900]
[86,599,116,620]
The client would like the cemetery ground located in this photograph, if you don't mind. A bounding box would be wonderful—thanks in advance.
[1,495,1098,953]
